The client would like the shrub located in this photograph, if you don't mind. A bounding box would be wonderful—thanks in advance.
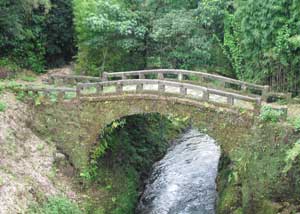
[20,75,37,82]
[283,140,300,173]
[0,58,21,72]
[0,101,7,112]
[292,117,300,132]
[259,106,284,123]
[28,196,82,214]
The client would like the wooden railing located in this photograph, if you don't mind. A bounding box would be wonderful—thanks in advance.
[22,86,76,101]
[76,79,261,112]
[102,69,270,96]
[47,74,101,85]
[47,69,270,98]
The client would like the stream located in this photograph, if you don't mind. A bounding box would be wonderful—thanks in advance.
[136,129,221,214]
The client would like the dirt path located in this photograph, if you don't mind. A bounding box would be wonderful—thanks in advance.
[0,92,78,213]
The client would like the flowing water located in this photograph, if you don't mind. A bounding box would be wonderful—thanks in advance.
[136,129,221,214]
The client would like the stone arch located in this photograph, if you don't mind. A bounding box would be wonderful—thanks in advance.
[32,94,254,170]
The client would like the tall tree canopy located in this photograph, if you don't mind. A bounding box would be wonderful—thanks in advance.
[224,0,300,92]
[1,0,300,93]
[0,0,74,72]
[74,0,147,75]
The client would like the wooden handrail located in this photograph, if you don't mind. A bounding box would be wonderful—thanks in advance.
[77,79,261,112]
[102,69,269,93]
[19,79,261,113]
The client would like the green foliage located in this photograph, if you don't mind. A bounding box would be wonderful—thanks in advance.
[0,58,21,73]
[74,0,147,75]
[0,0,50,73]
[283,140,300,173]
[149,9,211,69]
[259,106,284,123]
[223,0,300,92]
[82,113,187,213]
[45,0,75,67]
[0,0,74,73]
[73,0,230,75]
[20,75,37,82]
[292,117,300,132]
[0,101,7,112]
[27,196,82,214]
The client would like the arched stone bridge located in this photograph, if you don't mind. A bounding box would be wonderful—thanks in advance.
[24,69,270,170]
[38,69,266,113]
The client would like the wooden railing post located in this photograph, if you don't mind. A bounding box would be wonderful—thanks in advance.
[76,85,82,98]
[158,82,165,93]
[139,73,145,79]
[202,90,209,101]
[102,72,108,81]
[241,84,247,91]
[254,98,262,115]
[122,73,127,80]
[136,83,143,92]
[178,72,183,81]
[227,96,234,105]
[262,85,270,100]
[158,72,164,80]
[116,82,123,93]
[96,84,103,94]
[220,81,226,88]
[180,85,187,95]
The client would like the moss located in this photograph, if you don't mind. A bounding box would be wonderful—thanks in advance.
[216,121,300,214]
[256,200,280,214]
[33,95,293,214]
[31,96,253,170]
[217,185,241,214]
[27,196,82,214]
[75,113,188,213]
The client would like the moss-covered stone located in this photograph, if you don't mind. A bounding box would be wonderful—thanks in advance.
[28,96,300,214]
[31,96,253,171]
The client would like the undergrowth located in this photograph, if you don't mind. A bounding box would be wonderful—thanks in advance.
[27,196,82,214]
[80,113,188,213]
[259,106,285,123]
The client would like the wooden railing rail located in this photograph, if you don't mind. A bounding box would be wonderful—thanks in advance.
[102,69,270,96]
[77,79,261,112]
[47,74,102,85]
[22,86,76,101]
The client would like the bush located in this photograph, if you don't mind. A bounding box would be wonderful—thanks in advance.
[292,117,300,132]
[259,106,284,123]
[28,196,82,214]
[20,75,37,82]
[0,101,7,112]
[0,58,21,72]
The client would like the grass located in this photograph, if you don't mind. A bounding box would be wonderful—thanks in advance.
[0,101,7,112]
[292,117,300,132]
[27,196,82,214]
[20,75,37,82]
[259,106,285,123]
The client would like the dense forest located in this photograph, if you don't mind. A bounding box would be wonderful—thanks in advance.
[1,0,300,93]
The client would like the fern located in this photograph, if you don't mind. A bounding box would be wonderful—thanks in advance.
[283,140,300,173]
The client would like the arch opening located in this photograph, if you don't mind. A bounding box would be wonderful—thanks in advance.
[81,112,190,213]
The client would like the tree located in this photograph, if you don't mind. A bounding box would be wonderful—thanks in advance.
[74,0,147,75]
[224,0,300,92]
[149,9,212,69]
[45,0,75,67]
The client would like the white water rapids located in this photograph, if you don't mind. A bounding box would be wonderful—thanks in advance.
[136,129,221,214]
